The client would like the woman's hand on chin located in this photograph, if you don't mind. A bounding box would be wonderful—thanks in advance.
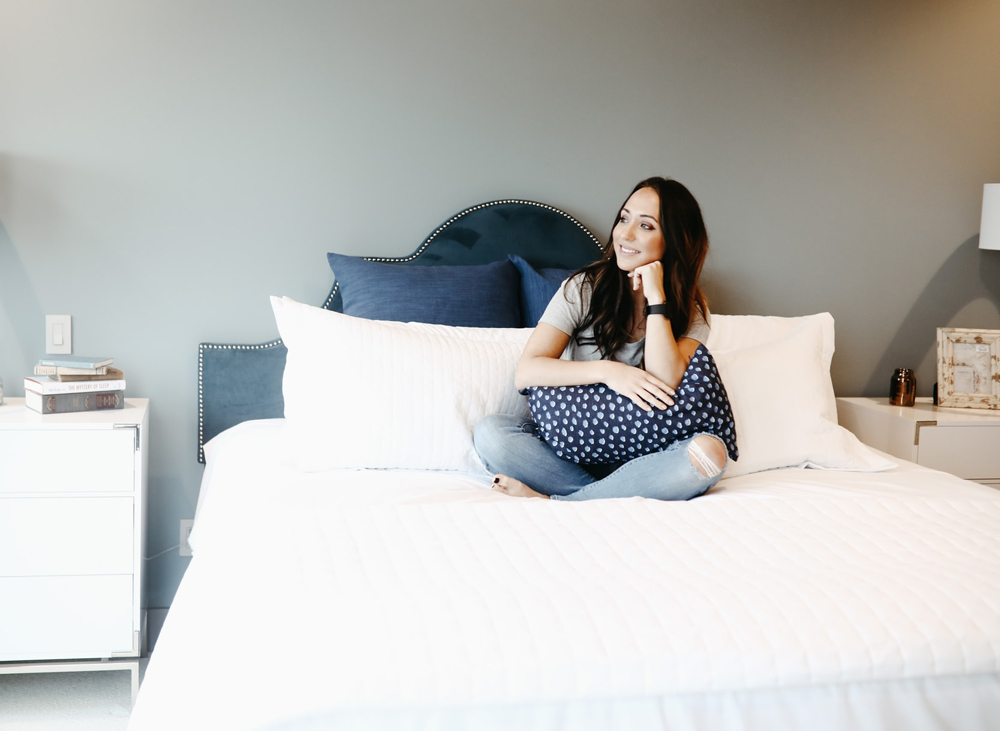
[630,261,667,305]
[601,361,675,412]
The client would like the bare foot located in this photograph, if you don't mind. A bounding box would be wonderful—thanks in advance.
[491,474,550,499]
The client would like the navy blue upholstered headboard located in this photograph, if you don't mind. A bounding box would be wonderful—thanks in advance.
[198,199,604,462]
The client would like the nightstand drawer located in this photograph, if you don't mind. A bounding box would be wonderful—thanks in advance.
[0,575,134,661]
[0,429,135,494]
[0,497,133,576]
[917,426,1000,481]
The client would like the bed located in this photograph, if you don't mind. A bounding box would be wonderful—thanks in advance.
[129,200,1000,731]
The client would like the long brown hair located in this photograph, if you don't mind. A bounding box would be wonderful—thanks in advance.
[573,177,710,359]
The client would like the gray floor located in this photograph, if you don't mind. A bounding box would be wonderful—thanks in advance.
[0,659,147,731]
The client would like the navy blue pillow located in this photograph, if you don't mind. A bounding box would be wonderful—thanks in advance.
[525,345,739,465]
[508,254,576,327]
[327,253,521,328]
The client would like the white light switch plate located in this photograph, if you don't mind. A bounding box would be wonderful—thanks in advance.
[180,519,194,557]
[45,315,72,354]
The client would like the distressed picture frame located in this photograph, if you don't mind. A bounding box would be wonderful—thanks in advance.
[936,327,1000,410]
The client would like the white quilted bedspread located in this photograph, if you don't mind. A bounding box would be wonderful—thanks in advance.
[129,421,1000,731]
[293,494,1000,701]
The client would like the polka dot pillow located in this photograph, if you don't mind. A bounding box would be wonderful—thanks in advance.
[525,345,739,465]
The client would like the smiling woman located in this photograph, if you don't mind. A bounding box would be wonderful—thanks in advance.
[474,177,735,501]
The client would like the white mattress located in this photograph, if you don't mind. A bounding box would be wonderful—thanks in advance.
[129,420,1000,731]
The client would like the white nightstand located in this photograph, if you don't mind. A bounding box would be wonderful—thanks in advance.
[0,397,148,703]
[837,397,1000,488]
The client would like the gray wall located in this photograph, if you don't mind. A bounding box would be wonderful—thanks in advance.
[1,0,998,609]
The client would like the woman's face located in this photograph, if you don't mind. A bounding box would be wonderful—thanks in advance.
[612,187,666,272]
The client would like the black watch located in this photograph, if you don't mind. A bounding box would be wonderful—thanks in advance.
[644,303,670,317]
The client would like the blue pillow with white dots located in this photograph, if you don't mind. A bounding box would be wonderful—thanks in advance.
[525,345,739,465]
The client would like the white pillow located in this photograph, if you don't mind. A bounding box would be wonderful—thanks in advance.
[708,312,837,421]
[270,296,531,472]
[707,312,836,364]
[712,317,895,477]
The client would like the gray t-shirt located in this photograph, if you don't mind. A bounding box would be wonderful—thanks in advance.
[538,273,711,367]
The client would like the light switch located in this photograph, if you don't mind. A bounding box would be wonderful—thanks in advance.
[45,315,72,354]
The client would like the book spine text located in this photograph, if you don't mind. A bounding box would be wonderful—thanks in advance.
[25,391,125,414]
[24,378,127,395]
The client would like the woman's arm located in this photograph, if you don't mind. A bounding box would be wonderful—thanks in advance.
[516,323,675,410]
[514,324,603,389]
[632,262,698,388]
[644,322,700,388]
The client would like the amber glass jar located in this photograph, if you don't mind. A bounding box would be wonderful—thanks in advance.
[889,368,916,407]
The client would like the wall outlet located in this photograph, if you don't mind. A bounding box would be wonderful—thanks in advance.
[179,519,195,557]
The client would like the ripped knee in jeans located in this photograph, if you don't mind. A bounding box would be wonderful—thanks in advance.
[688,435,726,478]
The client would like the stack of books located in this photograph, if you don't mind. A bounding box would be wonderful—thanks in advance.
[25,356,126,414]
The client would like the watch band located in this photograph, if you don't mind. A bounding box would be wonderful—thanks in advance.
[644,303,671,317]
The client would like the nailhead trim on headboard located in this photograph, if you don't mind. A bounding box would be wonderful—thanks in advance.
[198,340,285,463]
[322,199,601,309]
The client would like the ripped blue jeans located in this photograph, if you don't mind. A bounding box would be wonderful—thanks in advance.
[473,414,727,501]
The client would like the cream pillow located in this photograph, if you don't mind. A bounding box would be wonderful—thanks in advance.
[712,318,895,477]
[707,312,836,365]
[271,296,531,472]
[708,312,837,422]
